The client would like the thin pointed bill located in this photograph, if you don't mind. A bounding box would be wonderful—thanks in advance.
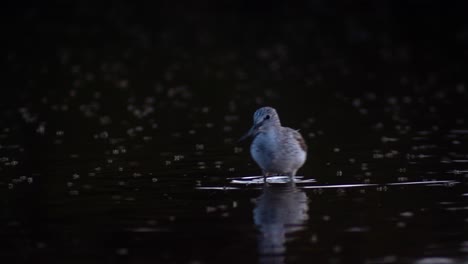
[238,124,260,142]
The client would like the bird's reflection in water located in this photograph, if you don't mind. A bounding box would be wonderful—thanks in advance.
[253,182,309,264]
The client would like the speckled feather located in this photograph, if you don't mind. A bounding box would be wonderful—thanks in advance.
[242,107,307,178]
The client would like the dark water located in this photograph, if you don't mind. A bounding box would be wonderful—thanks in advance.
[2,1,468,263]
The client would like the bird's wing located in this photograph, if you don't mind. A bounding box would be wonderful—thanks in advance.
[283,127,308,152]
[293,130,308,152]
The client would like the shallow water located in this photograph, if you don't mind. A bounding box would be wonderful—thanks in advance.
[3,2,468,264]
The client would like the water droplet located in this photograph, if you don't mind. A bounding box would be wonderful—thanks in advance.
[116,248,128,256]
[310,234,318,243]
[195,144,204,150]
[99,131,109,139]
[234,147,243,153]
[174,155,184,161]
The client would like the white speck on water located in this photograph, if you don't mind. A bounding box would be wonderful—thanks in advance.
[234,147,243,153]
[414,257,455,264]
[400,211,414,218]
[333,147,340,152]
[396,221,406,228]
[381,136,398,143]
[195,144,204,150]
[116,248,128,256]
[310,234,318,243]
[456,83,466,93]
[36,124,46,134]
[72,173,80,180]
[206,206,216,213]
[27,177,33,184]
[99,131,109,139]
[36,242,47,249]
[333,245,342,253]
[452,160,468,163]
[132,173,141,178]
[387,97,398,105]
[152,178,158,183]
[322,215,331,221]
[373,153,384,159]
[397,176,408,182]
[361,163,368,171]
[352,98,361,107]
[460,241,468,252]
[12,178,21,184]
[336,170,343,176]
[174,155,184,161]
[367,255,398,264]
[8,183,14,189]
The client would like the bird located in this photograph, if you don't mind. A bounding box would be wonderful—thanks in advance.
[239,107,307,181]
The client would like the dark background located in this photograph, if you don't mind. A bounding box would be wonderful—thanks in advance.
[4,0,468,101]
[1,1,468,263]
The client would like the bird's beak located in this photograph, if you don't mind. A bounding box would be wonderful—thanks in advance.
[238,123,260,142]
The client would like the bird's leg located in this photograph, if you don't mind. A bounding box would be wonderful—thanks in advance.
[263,171,270,183]
[288,171,297,184]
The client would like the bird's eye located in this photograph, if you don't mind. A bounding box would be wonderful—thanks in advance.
[264,115,270,120]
